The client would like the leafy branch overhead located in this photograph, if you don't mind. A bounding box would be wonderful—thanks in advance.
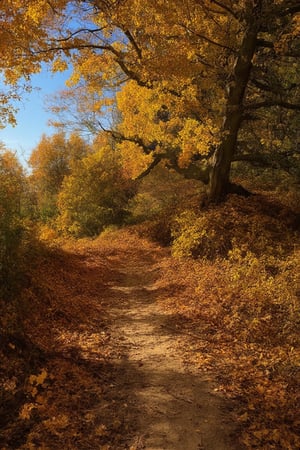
[0,1,299,202]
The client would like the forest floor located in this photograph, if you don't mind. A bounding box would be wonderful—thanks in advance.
[1,230,243,450]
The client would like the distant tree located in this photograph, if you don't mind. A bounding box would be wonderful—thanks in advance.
[0,145,25,295]
[57,139,135,236]
[29,131,90,221]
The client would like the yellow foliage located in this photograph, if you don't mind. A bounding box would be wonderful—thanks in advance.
[52,57,68,73]
[39,224,59,241]
[177,118,219,167]
[56,147,134,236]
[117,79,221,168]
[29,368,48,386]
[25,1,51,24]
[117,141,152,179]
[164,191,300,450]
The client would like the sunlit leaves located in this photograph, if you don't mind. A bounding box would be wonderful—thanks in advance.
[162,192,300,449]
[0,0,298,201]
[57,145,134,236]
[117,141,152,179]
[177,118,220,167]
[29,131,90,220]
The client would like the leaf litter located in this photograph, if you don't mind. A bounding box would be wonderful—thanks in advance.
[1,229,298,448]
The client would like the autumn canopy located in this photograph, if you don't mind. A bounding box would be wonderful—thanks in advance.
[0,0,299,202]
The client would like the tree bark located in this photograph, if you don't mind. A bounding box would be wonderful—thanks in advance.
[207,2,262,203]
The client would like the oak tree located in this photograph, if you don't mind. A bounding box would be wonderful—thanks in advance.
[1,1,299,202]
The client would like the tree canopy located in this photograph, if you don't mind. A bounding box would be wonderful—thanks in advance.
[1,1,299,201]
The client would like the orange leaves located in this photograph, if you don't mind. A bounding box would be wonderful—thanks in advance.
[29,368,48,387]
[156,192,300,449]
[24,0,52,24]
[19,403,36,420]
[51,57,68,73]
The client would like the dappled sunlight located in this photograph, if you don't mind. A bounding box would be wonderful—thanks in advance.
[55,330,110,362]
[1,224,299,449]
[1,230,239,449]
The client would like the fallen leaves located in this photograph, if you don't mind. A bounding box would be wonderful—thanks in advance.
[29,369,48,387]
[1,226,298,449]
[1,230,162,449]
[19,403,35,420]
[155,243,300,449]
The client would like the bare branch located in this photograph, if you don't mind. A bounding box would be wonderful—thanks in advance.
[101,128,156,155]
[234,150,298,174]
[124,30,142,59]
[250,79,274,93]
[135,155,164,180]
[206,0,238,19]
[55,28,107,42]
[34,42,121,58]
[179,23,236,53]
[256,38,274,48]
[246,101,300,111]
[279,4,300,16]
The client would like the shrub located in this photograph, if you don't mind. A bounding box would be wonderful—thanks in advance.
[57,148,135,237]
[171,194,297,259]
[160,228,299,449]
[0,150,26,298]
[128,164,203,244]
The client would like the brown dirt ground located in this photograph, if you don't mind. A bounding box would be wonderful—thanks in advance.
[1,230,243,449]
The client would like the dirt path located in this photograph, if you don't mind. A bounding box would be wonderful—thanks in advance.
[1,232,242,449]
[104,238,240,450]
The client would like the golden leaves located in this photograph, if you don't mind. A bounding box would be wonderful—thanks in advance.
[29,368,48,387]
[43,414,70,432]
[19,403,36,420]
[177,118,220,167]
[52,57,68,73]
[164,193,300,449]
[117,141,152,179]
[19,369,48,420]
[117,79,219,169]
[25,1,51,24]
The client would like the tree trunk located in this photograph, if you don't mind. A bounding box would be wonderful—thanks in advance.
[208,3,262,203]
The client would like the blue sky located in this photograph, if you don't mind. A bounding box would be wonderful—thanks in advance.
[0,66,70,167]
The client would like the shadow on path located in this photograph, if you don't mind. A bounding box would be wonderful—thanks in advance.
[1,232,243,449]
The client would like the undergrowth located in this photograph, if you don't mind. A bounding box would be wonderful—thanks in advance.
[171,194,298,259]
[1,185,299,449]
[156,192,300,449]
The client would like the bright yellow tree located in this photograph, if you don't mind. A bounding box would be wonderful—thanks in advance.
[57,139,135,236]
[29,131,90,220]
[1,1,299,202]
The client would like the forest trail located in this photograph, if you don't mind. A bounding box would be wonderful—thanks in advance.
[107,238,238,450]
[2,231,241,449]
